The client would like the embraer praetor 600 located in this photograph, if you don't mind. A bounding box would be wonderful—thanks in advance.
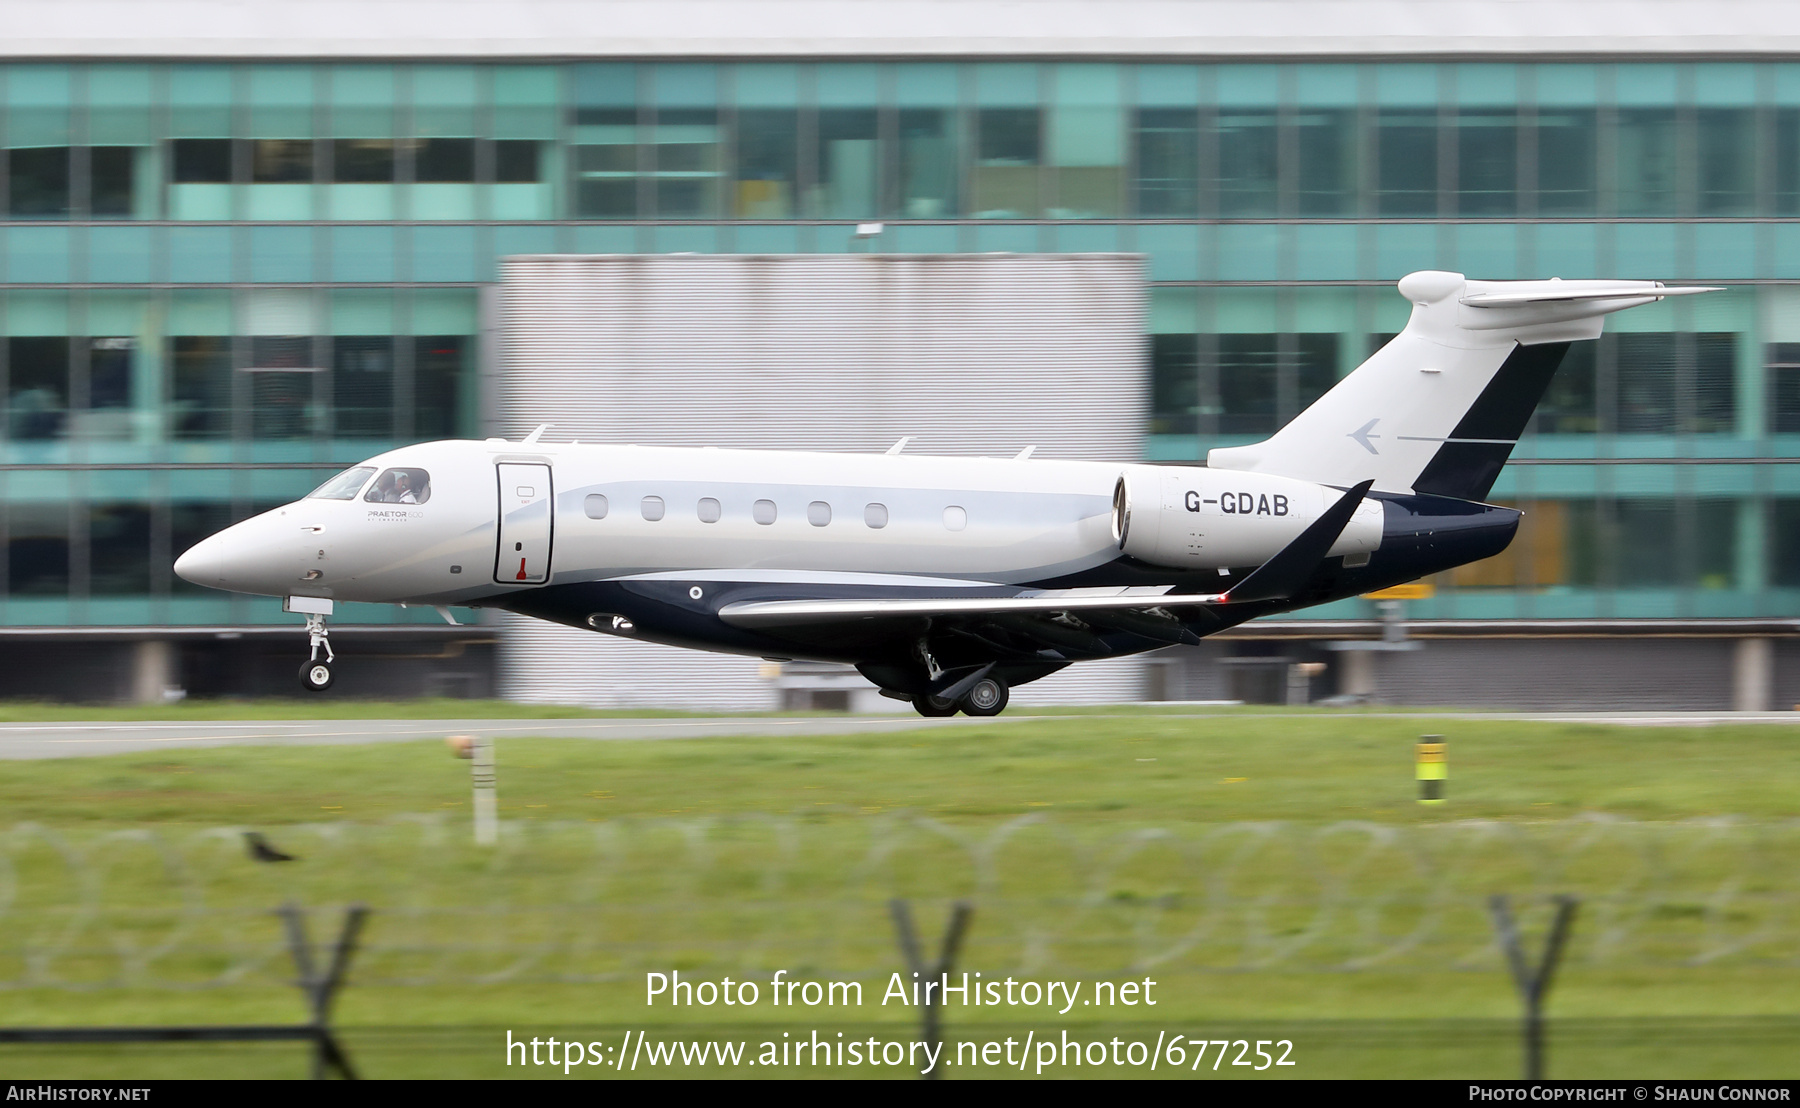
[174,271,1716,715]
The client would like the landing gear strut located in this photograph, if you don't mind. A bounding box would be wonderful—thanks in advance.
[286,596,336,693]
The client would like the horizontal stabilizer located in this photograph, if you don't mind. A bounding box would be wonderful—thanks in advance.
[1460,284,1721,307]
[1223,480,1374,605]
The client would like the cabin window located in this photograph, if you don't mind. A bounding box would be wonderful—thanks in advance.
[641,495,665,521]
[943,505,967,531]
[697,497,722,523]
[363,468,431,504]
[864,503,889,529]
[753,499,777,525]
[808,500,832,527]
[308,466,375,500]
[584,494,609,519]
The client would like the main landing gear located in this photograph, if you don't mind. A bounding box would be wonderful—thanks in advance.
[286,596,336,693]
[911,674,1009,718]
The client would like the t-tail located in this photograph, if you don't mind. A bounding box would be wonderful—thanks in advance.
[1206,271,1720,500]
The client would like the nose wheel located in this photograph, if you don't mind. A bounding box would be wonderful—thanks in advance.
[297,611,335,693]
[300,658,335,692]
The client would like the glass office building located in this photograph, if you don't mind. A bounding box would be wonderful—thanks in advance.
[1,8,1795,701]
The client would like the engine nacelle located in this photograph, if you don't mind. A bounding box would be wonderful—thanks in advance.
[1113,465,1383,571]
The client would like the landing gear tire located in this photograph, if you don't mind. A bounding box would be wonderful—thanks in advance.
[299,659,335,693]
[959,676,1009,717]
[911,694,959,717]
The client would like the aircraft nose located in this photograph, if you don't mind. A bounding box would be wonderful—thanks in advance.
[173,530,230,587]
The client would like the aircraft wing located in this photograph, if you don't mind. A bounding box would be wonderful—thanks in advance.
[717,481,1374,651]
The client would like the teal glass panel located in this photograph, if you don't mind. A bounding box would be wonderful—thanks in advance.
[896,64,959,219]
[169,185,231,221]
[1138,223,1198,281]
[1694,66,1756,216]
[973,224,1037,253]
[249,225,313,283]
[1218,224,1282,282]
[972,64,1040,219]
[1295,67,1358,215]
[1456,223,1517,278]
[573,63,639,219]
[572,224,637,254]
[1216,66,1278,218]
[1613,222,1679,277]
[88,66,159,220]
[1614,65,1679,218]
[88,66,153,145]
[245,184,313,220]
[1051,223,1120,253]
[331,289,394,335]
[169,66,231,138]
[1138,64,1199,107]
[891,224,957,253]
[247,66,314,139]
[1377,108,1437,215]
[1535,223,1598,276]
[1133,66,1199,217]
[329,225,396,282]
[88,226,156,284]
[733,64,799,218]
[1049,64,1122,218]
[167,227,233,283]
[813,64,880,220]
[1295,64,1358,107]
[1773,224,1800,279]
[1454,66,1517,218]
[410,288,478,335]
[1536,66,1598,217]
[8,68,72,220]
[895,64,958,107]
[328,66,395,138]
[652,65,720,218]
[1374,64,1437,106]
[409,225,482,282]
[1372,223,1437,280]
[413,66,480,137]
[493,224,557,276]
[7,227,71,283]
[1293,223,1357,281]
[8,65,71,146]
[650,224,717,253]
[494,66,559,140]
[734,224,799,254]
[1693,223,1755,279]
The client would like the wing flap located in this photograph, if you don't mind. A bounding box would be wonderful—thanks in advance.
[717,589,1229,629]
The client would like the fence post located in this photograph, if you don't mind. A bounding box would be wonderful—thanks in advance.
[1488,893,1578,1080]
[889,898,974,1080]
[278,902,370,1080]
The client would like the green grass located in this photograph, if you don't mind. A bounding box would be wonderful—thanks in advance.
[2,712,1798,1079]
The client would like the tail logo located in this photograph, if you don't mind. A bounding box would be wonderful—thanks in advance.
[1348,418,1382,455]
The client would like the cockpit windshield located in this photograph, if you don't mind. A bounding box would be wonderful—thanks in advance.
[307,466,375,500]
[364,468,431,504]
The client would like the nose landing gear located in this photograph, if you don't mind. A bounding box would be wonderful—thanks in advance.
[285,595,336,693]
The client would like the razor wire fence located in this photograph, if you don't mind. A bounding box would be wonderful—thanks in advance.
[2,813,1799,992]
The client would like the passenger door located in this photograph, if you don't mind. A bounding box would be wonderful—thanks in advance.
[495,463,553,584]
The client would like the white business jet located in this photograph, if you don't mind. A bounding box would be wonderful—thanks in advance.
[175,271,1714,714]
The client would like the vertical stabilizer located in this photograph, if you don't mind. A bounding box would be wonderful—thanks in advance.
[1206,271,1719,499]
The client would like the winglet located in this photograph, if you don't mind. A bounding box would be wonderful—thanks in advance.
[522,424,550,445]
[886,436,912,455]
[1223,480,1375,605]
